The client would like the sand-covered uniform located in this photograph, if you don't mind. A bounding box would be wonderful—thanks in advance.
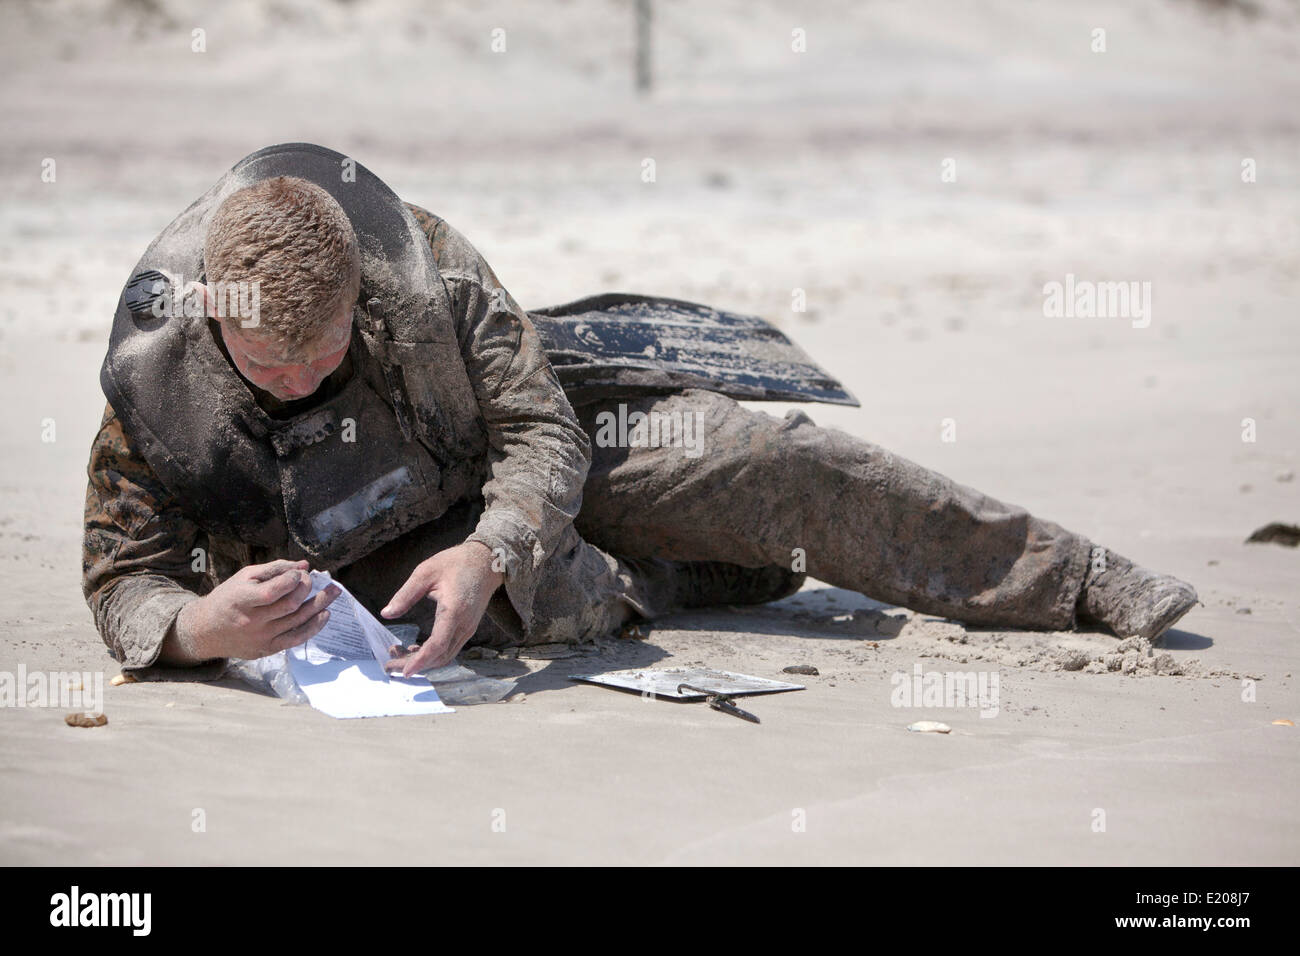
[85,204,652,677]
[84,202,1092,680]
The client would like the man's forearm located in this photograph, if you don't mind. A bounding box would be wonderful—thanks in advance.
[83,402,222,677]
[400,206,592,630]
[89,573,213,675]
[157,599,213,666]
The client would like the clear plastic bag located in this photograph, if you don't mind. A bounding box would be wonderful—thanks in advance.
[225,649,308,704]
[421,664,516,705]
[225,623,516,706]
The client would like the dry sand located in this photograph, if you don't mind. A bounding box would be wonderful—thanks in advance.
[0,0,1297,864]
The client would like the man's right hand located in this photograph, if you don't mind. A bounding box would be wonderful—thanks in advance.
[166,559,340,663]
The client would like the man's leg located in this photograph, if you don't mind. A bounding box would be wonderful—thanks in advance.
[574,389,1094,631]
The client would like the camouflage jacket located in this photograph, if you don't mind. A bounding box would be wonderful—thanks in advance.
[82,204,591,678]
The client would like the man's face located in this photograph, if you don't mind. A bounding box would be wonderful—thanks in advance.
[216,299,353,402]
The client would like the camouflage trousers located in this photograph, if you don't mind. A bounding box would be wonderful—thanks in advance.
[337,389,1093,646]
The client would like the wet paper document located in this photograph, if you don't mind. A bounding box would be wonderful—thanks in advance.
[287,571,453,719]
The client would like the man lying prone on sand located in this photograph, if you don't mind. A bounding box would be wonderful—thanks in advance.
[83,145,1198,682]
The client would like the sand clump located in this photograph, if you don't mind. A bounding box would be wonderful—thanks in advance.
[903,616,1213,678]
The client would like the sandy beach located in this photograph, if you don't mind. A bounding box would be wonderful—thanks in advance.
[1,0,1297,865]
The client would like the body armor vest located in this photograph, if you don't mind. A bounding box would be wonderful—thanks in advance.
[102,144,489,569]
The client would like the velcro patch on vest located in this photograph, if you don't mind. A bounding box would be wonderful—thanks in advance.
[308,466,413,543]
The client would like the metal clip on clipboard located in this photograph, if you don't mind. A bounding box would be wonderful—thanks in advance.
[676,683,762,723]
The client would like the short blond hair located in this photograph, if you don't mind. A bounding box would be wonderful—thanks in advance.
[203,176,360,352]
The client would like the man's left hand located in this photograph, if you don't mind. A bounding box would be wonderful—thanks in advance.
[380,541,505,676]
